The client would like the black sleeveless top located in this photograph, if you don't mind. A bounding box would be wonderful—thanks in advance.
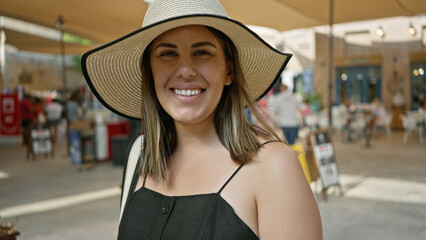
[118,164,259,240]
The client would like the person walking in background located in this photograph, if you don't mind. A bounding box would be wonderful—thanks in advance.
[82,0,322,239]
[66,91,82,123]
[19,94,33,145]
[32,96,46,127]
[269,82,302,145]
[45,98,63,144]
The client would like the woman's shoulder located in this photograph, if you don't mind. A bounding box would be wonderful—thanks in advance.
[249,141,300,179]
[243,139,313,199]
[247,141,323,239]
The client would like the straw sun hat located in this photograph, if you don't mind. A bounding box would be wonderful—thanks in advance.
[82,0,292,120]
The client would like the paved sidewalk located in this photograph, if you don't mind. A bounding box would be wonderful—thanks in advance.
[332,131,426,183]
[0,130,425,239]
[318,131,426,240]
[0,139,123,210]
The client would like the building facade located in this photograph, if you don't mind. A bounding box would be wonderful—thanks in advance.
[318,16,426,112]
[282,16,426,113]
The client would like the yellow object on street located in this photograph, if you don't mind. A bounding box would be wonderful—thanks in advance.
[291,143,312,183]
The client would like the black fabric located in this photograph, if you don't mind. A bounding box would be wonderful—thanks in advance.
[118,169,258,240]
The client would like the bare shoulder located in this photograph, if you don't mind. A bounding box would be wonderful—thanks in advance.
[250,141,323,239]
[250,141,301,179]
[251,141,310,201]
[256,141,298,163]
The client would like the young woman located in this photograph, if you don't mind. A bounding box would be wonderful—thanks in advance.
[82,0,322,239]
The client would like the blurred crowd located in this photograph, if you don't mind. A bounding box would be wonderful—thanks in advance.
[19,89,85,146]
[256,80,426,145]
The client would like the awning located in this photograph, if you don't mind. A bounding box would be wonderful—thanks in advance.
[275,0,426,23]
[0,0,425,54]
[4,28,97,54]
[0,0,148,43]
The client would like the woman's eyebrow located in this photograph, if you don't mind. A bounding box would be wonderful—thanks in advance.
[192,41,217,48]
[155,43,177,49]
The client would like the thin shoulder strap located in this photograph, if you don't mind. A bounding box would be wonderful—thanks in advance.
[119,135,144,222]
[218,164,244,194]
[142,175,148,187]
[262,140,279,146]
[217,140,278,194]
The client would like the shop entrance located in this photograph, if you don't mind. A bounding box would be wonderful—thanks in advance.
[335,65,381,104]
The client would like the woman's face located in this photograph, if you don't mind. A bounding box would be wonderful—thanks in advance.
[150,25,233,126]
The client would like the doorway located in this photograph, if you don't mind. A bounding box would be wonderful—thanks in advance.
[335,65,381,105]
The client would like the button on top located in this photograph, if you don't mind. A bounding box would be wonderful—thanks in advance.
[161,206,169,214]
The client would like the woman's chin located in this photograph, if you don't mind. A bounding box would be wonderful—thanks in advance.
[170,111,214,126]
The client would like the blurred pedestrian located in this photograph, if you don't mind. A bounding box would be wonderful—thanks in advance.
[269,82,302,145]
[45,99,63,143]
[32,96,46,127]
[19,94,33,145]
[66,91,82,123]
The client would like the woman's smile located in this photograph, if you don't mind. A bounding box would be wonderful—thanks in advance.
[171,87,205,103]
[173,88,203,97]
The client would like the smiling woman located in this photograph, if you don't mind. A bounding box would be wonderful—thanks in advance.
[81,0,322,239]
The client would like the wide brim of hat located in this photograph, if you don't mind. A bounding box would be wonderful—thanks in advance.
[82,14,292,120]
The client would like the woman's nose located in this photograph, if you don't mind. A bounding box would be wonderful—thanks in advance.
[176,56,196,80]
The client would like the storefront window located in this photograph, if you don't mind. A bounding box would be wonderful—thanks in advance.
[335,65,381,104]
[410,62,426,110]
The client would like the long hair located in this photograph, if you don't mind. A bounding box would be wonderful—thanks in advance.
[139,26,285,182]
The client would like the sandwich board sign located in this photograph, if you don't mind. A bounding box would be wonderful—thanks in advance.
[310,131,340,189]
[31,128,52,155]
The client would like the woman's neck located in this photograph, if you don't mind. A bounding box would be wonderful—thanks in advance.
[174,119,221,154]
[166,118,228,184]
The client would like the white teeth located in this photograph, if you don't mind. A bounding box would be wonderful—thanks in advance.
[174,89,201,97]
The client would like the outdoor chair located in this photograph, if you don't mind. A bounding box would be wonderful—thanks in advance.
[304,114,319,131]
[317,114,329,130]
[401,113,424,145]
[349,113,367,141]
[374,112,392,137]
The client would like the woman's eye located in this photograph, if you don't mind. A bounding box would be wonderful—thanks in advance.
[160,51,177,57]
[194,50,211,56]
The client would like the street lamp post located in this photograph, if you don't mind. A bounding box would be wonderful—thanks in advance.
[328,0,334,130]
[56,15,67,96]
[0,16,5,92]
[56,15,70,154]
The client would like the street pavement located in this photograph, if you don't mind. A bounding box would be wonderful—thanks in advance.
[0,130,425,240]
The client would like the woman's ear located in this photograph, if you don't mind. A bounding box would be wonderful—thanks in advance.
[224,61,234,86]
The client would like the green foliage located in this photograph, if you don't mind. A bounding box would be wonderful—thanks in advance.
[73,55,82,73]
[63,33,93,45]
[303,90,322,112]
[304,90,321,104]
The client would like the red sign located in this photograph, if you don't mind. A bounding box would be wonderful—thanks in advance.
[1,94,21,136]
